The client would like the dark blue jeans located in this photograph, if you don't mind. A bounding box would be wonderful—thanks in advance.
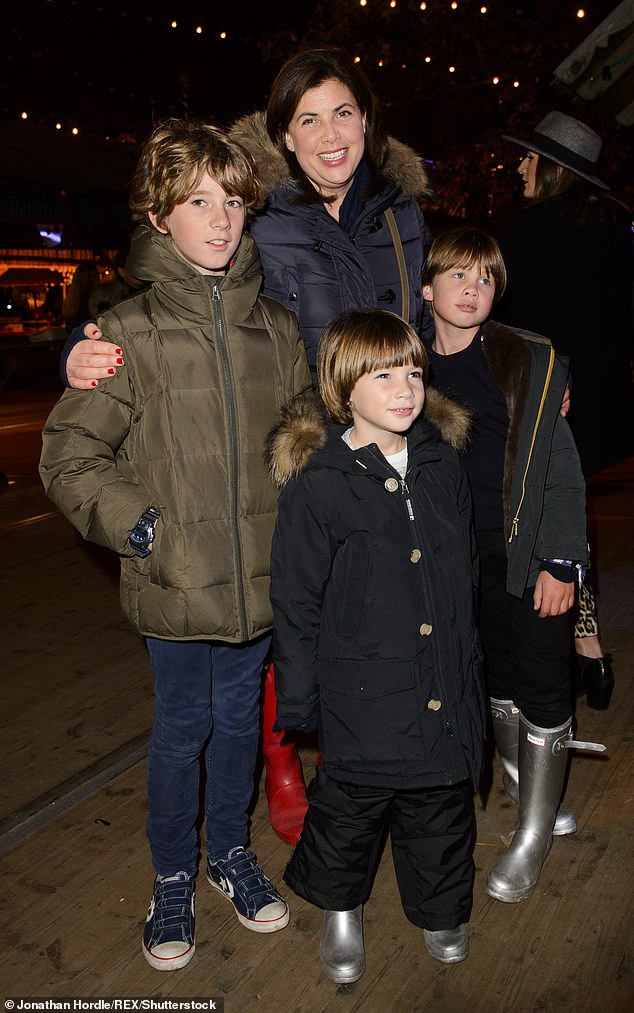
[145,635,271,877]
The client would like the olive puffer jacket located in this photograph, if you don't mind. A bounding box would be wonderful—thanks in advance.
[230,112,433,371]
[267,389,486,790]
[40,225,311,642]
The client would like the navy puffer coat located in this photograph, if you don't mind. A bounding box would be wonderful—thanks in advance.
[230,113,433,371]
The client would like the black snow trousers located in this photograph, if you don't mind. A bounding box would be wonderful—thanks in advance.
[284,766,476,930]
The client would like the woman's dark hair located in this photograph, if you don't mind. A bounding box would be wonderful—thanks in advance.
[532,156,620,226]
[266,48,389,204]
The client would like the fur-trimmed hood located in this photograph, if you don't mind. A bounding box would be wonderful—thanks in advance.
[267,386,470,488]
[229,110,431,206]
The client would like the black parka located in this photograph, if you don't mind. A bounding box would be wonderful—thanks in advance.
[268,390,486,790]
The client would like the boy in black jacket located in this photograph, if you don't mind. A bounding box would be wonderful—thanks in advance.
[268,310,485,981]
[422,228,589,904]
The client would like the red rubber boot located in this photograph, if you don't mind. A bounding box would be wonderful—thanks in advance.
[262,664,308,845]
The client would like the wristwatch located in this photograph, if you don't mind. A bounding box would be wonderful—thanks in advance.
[128,507,160,558]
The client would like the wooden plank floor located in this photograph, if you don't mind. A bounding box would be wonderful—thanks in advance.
[1,402,632,1011]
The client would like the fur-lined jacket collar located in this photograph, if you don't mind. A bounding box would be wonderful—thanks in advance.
[267,387,470,488]
[229,111,431,205]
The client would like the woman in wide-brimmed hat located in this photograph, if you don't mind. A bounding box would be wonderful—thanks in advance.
[491,110,631,807]
[498,111,632,478]
[503,110,610,194]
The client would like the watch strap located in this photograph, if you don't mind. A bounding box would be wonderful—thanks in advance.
[129,506,160,558]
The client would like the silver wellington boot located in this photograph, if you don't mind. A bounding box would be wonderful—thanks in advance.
[423,925,469,964]
[490,698,576,836]
[486,714,573,903]
[319,906,365,984]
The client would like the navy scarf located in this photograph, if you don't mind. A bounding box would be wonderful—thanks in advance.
[336,159,373,234]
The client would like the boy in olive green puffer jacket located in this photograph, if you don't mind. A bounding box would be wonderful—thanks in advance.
[40,119,310,972]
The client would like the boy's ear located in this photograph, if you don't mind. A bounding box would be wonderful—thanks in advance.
[422,283,433,302]
[149,212,168,235]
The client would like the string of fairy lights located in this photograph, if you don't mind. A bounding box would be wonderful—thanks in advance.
[16,3,593,140]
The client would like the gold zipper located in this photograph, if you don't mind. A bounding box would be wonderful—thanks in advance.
[508,346,555,544]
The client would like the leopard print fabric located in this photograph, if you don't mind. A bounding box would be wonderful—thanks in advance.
[574,580,599,640]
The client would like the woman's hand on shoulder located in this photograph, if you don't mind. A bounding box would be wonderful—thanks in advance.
[67,323,124,389]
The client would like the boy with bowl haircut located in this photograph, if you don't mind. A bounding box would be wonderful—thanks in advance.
[268,309,484,980]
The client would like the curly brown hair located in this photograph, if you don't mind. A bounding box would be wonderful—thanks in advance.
[129,118,263,227]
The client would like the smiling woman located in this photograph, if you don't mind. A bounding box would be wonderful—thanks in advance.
[225,48,434,851]
[283,79,367,213]
[231,48,433,376]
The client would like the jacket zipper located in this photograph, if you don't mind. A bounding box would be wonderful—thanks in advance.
[211,281,248,636]
[364,448,415,519]
[508,345,555,544]
[401,479,415,521]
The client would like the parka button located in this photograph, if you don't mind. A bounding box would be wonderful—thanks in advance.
[410,548,422,563]
[427,698,442,711]
[385,477,399,493]
[419,623,433,636]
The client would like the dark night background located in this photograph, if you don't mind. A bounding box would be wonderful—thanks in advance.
[1,0,633,240]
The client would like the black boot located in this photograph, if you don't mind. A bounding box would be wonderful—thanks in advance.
[576,654,615,710]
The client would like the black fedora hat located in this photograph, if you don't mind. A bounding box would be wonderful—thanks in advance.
[503,111,608,190]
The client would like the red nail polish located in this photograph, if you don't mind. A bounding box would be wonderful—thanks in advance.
[116,357,123,364]
[115,348,122,355]
[107,368,115,375]
[91,380,98,387]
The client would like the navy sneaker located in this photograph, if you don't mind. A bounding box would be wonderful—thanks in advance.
[206,847,289,933]
[142,871,195,971]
